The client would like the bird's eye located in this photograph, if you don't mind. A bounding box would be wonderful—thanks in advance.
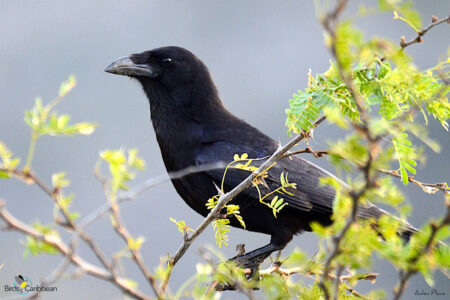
[161,58,173,67]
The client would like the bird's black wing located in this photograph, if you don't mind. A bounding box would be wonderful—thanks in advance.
[195,141,334,213]
[196,140,386,219]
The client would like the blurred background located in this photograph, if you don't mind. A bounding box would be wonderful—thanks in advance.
[0,0,449,299]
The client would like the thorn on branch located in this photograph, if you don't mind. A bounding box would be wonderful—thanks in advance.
[235,244,246,257]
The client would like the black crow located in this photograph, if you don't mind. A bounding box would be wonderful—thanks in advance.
[105,46,415,268]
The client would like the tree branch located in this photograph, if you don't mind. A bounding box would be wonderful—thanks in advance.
[393,204,450,300]
[109,202,161,297]
[283,146,329,159]
[0,199,151,300]
[400,15,450,49]
[318,1,381,298]
[3,169,114,274]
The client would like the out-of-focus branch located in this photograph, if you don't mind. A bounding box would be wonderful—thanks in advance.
[399,15,450,49]
[379,169,449,195]
[318,3,449,299]
[78,162,226,230]
[0,200,151,300]
[321,0,371,132]
[28,237,78,299]
[94,170,161,298]
[0,161,231,298]
[278,149,449,195]
[158,116,327,294]
[109,202,160,297]
[393,204,450,300]
[1,167,162,298]
[283,146,329,159]
[318,1,381,299]
[121,162,226,201]
[3,169,113,271]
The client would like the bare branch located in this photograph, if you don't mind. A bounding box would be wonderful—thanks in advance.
[77,162,226,230]
[2,169,114,279]
[283,147,329,159]
[109,202,161,297]
[379,169,448,195]
[400,15,450,49]
[0,200,151,300]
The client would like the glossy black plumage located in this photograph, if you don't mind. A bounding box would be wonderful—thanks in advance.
[105,46,413,265]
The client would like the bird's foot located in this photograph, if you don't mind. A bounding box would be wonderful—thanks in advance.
[215,243,281,291]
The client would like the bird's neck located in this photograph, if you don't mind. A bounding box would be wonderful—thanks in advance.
[145,87,226,171]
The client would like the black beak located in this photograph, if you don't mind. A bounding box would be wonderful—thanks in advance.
[105,56,159,78]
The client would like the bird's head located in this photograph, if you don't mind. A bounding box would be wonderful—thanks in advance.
[105,47,197,86]
[105,47,222,116]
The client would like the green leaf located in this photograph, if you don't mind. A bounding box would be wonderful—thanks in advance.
[52,172,70,188]
[169,217,190,234]
[127,149,145,170]
[127,236,145,251]
[0,141,20,170]
[69,212,80,221]
[58,75,76,97]
[212,218,230,248]
[74,122,97,135]
[0,170,10,178]
[23,222,60,257]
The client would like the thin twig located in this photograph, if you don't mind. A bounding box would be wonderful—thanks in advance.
[278,146,449,195]
[400,15,450,49]
[109,202,161,297]
[3,169,114,279]
[379,169,448,194]
[77,163,226,230]
[28,249,74,299]
[283,147,329,159]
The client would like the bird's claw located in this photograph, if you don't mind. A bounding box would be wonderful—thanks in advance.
[214,252,268,291]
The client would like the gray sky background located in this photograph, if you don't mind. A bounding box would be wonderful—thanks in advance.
[0,1,449,299]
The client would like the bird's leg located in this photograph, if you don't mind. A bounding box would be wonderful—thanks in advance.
[230,243,285,275]
[216,243,285,291]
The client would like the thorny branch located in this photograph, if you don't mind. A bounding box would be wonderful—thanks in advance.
[283,146,329,159]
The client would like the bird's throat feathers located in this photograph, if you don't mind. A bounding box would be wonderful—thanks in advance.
[139,76,231,171]
[140,76,229,135]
